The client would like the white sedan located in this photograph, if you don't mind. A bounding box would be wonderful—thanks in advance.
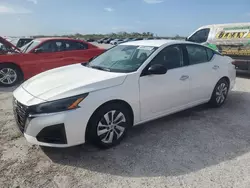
[13,40,236,148]
[110,39,124,45]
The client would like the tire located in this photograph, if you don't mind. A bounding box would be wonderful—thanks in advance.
[0,64,23,87]
[114,42,117,45]
[87,103,132,149]
[209,78,229,107]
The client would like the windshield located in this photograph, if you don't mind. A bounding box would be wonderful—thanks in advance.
[20,40,41,53]
[88,45,158,73]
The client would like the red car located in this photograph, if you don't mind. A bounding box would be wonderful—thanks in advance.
[0,37,105,87]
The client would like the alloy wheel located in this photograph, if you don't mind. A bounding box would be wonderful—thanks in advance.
[97,110,126,144]
[0,68,17,85]
[215,82,228,104]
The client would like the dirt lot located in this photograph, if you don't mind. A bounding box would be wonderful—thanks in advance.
[1,74,250,188]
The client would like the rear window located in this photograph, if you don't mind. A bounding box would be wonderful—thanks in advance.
[186,44,208,65]
[64,41,88,51]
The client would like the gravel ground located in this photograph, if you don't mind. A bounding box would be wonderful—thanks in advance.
[1,71,250,187]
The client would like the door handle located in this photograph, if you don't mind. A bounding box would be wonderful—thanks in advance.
[180,75,189,81]
[212,65,219,70]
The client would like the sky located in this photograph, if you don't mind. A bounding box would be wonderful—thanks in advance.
[0,0,249,37]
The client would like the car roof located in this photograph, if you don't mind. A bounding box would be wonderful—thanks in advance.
[120,39,193,47]
[199,22,250,29]
[19,38,33,40]
[35,37,75,41]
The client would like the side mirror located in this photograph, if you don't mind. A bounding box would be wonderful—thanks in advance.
[147,64,167,75]
[185,37,188,41]
[33,48,43,53]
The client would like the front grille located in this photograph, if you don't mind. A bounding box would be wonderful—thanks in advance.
[13,98,29,133]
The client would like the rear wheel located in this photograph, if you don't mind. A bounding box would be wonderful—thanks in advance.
[0,64,23,87]
[87,103,132,149]
[209,78,229,107]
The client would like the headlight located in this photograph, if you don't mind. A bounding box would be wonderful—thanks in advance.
[30,93,88,114]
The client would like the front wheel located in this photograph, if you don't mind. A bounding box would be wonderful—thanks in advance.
[87,103,132,149]
[209,78,229,107]
[0,64,23,87]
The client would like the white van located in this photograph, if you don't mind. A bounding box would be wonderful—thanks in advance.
[186,22,250,71]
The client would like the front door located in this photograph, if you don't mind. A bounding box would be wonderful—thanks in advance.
[62,40,91,64]
[28,40,66,75]
[139,45,190,121]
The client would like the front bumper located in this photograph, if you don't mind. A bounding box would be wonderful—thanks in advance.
[14,107,89,147]
[24,133,69,148]
[36,123,67,144]
[13,87,91,147]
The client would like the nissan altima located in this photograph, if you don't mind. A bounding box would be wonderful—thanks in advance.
[13,40,236,148]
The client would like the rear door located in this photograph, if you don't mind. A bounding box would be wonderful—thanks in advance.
[184,44,220,103]
[62,40,101,64]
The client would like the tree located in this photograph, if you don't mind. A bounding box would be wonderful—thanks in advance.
[32,32,186,40]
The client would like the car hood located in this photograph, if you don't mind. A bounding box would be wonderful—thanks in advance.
[21,64,127,101]
[0,37,21,52]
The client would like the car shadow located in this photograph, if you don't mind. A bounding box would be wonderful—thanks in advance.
[236,71,250,79]
[0,85,18,93]
[42,90,250,177]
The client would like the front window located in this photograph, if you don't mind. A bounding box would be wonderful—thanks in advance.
[20,40,41,53]
[87,45,158,73]
[150,45,184,69]
[37,41,63,53]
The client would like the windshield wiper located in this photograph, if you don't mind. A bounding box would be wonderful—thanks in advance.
[81,62,89,66]
[89,65,111,72]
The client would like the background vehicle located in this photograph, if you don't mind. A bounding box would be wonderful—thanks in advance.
[103,38,114,44]
[131,38,143,41]
[0,37,105,87]
[0,37,21,54]
[110,39,124,45]
[97,38,108,43]
[186,22,250,72]
[86,38,95,42]
[13,40,236,149]
[8,38,34,48]
[123,38,133,42]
